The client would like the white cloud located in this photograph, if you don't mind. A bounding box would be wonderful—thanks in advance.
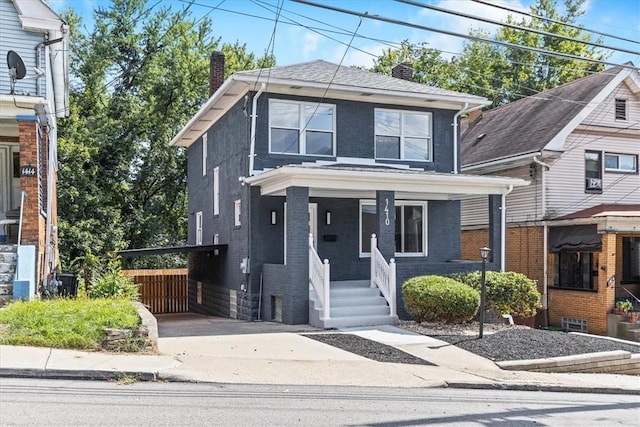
[302,32,322,56]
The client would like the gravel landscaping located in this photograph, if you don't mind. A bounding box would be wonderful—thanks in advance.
[305,321,640,364]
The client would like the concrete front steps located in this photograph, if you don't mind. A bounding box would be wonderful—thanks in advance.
[310,280,398,329]
[607,313,640,343]
[0,245,17,301]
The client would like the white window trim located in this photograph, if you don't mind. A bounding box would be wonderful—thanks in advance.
[202,133,208,176]
[195,211,203,245]
[268,99,336,156]
[604,152,637,173]
[234,199,241,227]
[359,199,428,258]
[213,166,220,215]
[374,108,433,162]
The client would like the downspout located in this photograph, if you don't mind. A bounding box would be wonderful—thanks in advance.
[533,154,551,318]
[249,83,266,176]
[501,185,513,272]
[452,103,484,174]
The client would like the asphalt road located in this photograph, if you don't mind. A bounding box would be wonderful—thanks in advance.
[1,378,638,426]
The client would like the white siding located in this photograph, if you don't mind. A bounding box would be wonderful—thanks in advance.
[0,0,46,97]
[546,81,640,218]
[461,165,541,227]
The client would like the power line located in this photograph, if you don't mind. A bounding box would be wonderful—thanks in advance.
[470,0,640,46]
[292,0,637,71]
[398,0,640,57]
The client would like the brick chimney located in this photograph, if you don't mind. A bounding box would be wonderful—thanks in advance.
[467,109,483,124]
[391,62,413,81]
[209,51,225,97]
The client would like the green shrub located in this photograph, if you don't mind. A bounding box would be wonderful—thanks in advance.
[87,269,139,299]
[402,275,480,323]
[450,271,541,318]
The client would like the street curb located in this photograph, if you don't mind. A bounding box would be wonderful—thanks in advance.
[444,381,640,395]
[0,369,157,382]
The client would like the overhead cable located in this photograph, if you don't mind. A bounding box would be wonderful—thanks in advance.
[292,0,637,70]
[398,0,640,57]
[470,0,640,46]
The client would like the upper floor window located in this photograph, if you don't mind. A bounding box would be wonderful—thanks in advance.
[375,109,432,161]
[615,98,627,121]
[269,100,335,156]
[584,150,602,193]
[202,133,208,176]
[605,153,637,173]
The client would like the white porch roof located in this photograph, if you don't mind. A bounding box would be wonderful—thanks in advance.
[244,165,528,200]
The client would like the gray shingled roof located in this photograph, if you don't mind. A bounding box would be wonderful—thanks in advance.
[234,60,487,102]
[461,66,626,167]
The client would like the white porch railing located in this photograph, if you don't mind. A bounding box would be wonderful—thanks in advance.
[309,233,330,320]
[370,234,397,317]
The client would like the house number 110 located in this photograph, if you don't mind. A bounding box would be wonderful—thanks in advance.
[384,198,390,226]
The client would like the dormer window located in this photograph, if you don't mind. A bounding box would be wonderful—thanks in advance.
[269,100,335,156]
[615,98,627,121]
[375,109,432,161]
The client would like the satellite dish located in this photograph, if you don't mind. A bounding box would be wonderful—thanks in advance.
[7,50,27,94]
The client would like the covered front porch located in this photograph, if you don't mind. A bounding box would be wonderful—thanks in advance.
[246,164,526,327]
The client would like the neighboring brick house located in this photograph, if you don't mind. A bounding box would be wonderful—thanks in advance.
[170,55,526,327]
[0,0,69,298]
[460,65,640,336]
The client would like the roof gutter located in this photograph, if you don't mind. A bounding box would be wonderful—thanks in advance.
[462,151,542,173]
[249,83,266,176]
[452,103,487,174]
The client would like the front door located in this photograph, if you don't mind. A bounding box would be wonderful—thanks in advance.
[0,144,19,216]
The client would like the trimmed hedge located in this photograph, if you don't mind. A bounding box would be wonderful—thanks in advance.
[450,271,541,318]
[402,275,479,323]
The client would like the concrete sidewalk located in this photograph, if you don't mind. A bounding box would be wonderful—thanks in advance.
[1,318,639,394]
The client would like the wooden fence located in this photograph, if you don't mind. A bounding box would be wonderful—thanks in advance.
[122,269,188,314]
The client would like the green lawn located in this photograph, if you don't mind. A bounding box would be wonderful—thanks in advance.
[0,297,140,350]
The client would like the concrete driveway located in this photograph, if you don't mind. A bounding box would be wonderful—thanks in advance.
[156,313,320,338]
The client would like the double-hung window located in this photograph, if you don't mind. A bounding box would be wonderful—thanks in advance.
[584,150,602,193]
[360,201,427,257]
[605,153,637,173]
[269,100,335,156]
[375,109,432,161]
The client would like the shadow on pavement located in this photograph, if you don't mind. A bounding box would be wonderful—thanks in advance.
[156,313,320,338]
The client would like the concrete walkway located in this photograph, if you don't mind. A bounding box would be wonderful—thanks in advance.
[1,314,639,394]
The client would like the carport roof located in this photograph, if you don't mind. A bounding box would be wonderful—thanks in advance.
[244,164,527,200]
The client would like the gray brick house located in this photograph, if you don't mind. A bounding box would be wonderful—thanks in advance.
[169,55,527,328]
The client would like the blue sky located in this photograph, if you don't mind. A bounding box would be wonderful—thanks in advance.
[48,0,640,68]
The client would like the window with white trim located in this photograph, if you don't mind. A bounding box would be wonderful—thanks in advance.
[359,200,427,257]
[584,150,602,193]
[269,99,335,156]
[195,211,203,245]
[605,153,637,173]
[375,109,432,161]
[614,98,627,121]
[202,133,208,176]
[234,199,241,227]
[213,166,220,215]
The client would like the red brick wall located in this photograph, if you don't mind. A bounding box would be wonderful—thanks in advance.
[548,233,617,335]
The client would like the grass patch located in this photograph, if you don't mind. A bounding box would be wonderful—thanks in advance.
[0,297,140,350]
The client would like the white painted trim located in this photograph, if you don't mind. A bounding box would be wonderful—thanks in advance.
[213,166,220,215]
[545,68,632,152]
[202,133,207,176]
[195,211,203,245]
[234,199,241,227]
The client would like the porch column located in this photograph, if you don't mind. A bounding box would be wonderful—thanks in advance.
[376,191,395,260]
[285,186,309,324]
[488,195,502,265]
[18,118,45,248]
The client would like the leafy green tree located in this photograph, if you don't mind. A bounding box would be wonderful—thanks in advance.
[58,0,273,269]
[372,0,608,107]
